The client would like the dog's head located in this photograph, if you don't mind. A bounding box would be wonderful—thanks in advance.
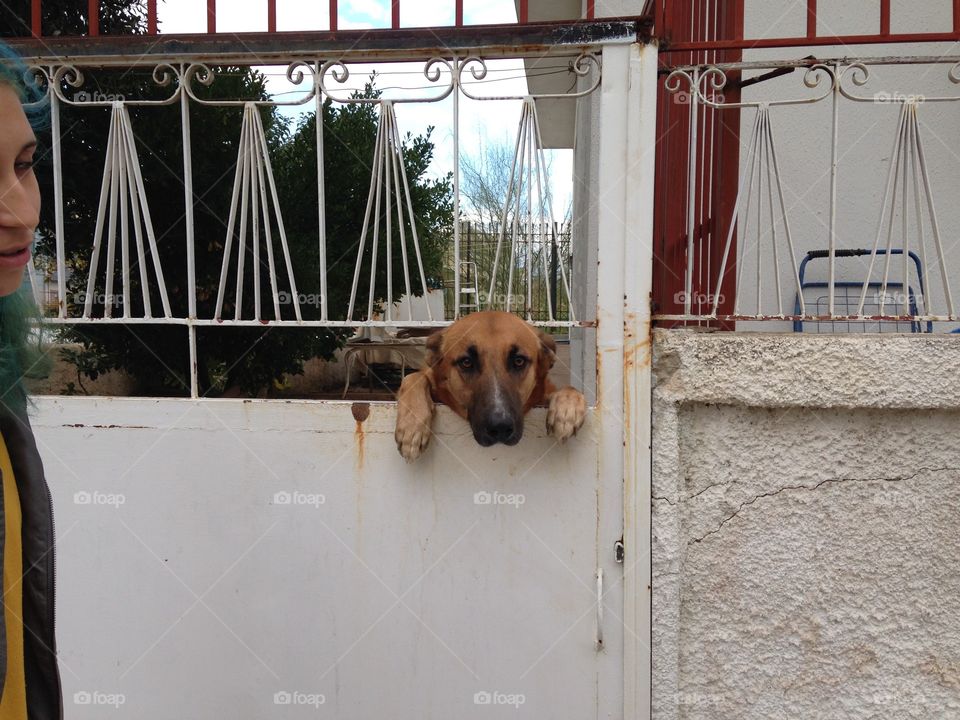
[425,311,556,447]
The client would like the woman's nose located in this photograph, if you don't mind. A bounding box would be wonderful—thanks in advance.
[0,173,40,232]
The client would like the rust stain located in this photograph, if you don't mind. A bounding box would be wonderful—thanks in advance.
[352,402,370,470]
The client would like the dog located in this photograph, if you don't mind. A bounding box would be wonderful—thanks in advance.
[394,311,587,461]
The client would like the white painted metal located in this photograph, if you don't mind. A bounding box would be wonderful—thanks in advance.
[662,56,960,326]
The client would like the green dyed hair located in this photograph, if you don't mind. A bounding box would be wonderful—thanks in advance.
[0,40,49,409]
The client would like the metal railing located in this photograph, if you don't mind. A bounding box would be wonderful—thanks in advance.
[657,55,960,331]
[7,25,629,395]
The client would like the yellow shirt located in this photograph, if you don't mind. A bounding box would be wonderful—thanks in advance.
[0,432,27,718]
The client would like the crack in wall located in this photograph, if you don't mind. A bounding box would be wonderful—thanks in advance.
[688,466,960,545]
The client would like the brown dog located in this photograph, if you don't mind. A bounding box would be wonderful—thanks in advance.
[394,311,587,461]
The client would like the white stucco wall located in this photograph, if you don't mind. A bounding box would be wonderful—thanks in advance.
[651,329,960,719]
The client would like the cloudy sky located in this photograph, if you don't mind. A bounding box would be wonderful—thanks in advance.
[156,0,574,216]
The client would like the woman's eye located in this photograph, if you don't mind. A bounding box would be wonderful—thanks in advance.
[512,356,528,369]
[15,158,36,172]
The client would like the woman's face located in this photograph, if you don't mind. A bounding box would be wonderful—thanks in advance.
[0,83,40,297]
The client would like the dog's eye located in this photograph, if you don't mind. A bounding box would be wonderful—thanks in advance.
[456,357,473,370]
[511,356,528,370]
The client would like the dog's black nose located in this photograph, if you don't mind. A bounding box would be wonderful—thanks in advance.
[485,417,516,443]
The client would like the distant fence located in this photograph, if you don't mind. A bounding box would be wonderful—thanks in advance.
[443,219,572,324]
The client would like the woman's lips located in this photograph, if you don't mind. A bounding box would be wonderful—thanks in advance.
[0,245,30,268]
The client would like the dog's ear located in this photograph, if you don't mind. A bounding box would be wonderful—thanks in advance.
[425,327,445,369]
[537,330,557,376]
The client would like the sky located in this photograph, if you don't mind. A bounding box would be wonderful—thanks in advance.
[155,0,574,217]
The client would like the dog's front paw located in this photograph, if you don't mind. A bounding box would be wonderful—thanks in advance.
[546,387,587,444]
[395,411,433,462]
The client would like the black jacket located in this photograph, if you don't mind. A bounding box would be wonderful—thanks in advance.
[0,401,62,719]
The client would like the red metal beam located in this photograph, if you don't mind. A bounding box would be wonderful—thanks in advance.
[586,0,595,19]
[880,0,890,35]
[806,0,816,38]
[956,0,960,33]
[31,0,41,37]
[518,0,528,24]
[267,0,276,32]
[455,0,463,27]
[147,0,157,34]
[88,0,98,35]
[392,0,400,29]
[330,0,337,31]
[664,30,960,51]
[207,0,216,33]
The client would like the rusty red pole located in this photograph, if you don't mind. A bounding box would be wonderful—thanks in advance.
[586,0,595,19]
[88,0,98,35]
[880,0,890,35]
[955,0,960,33]
[147,0,157,34]
[31,0,41,37]
[207,0,216,33]
[267,0,276,31]
[330,0,337,31]
[806,0,816,38]
[455,0,463,27]
[518,0,528,24]
[392,0,400,29]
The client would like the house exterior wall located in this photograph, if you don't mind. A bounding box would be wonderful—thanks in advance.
[651,328,960,719]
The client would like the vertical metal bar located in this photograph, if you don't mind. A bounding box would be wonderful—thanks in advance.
[518,0,528,24]
[806,0,817,38]
[207,0,217,33]
[455,0,463,26]
[453,57,461,317]
[683,69,699,316]
[50,86,66,317]
[251,110,283,320]
[315,61,328,320]
[329,0,337,31]
[880,0,891,35]
[586,0,595,19]
[488,101,526,308]
[87,0,98,35]
[392,0,400,29]
[125,131,152,318]
[238,111,254,319]
[913,104,955,317]
[242,108,254,320]
[525,100,533,320]
[181,64,197,324]
[955,0,960,34]
[827,64,839,316]
[103,108,121,319]
[367,107,388,320]
[623,41,655,720]
[188,325,198,398]
[118,113,131,318]
[31,0,41,37]
[878,110,908,315]
[215,105,247,320]
[267,0,276,31]
[147,0,157,34]
[84,111,117,318]
[386,111,412,319]
[346,115,384,320]
[384,105,394,322]
[906,109,928,315]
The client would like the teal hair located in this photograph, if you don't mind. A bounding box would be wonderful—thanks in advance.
[0,40,48,410]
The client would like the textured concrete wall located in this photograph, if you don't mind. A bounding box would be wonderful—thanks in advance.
[652,330,960,719]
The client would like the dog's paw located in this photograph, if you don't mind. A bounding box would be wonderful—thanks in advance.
[546,387,587,444]
[395,415,432,462]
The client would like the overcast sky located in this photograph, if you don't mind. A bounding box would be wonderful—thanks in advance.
[156,0,573,216]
